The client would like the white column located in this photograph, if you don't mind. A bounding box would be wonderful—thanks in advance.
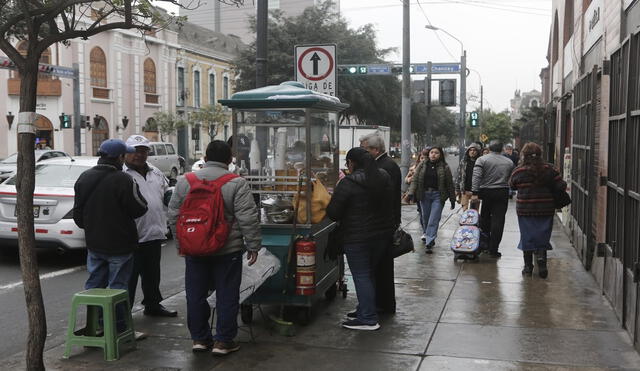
[134,55,141,133]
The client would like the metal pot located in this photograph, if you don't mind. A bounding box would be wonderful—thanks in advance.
[261,196,294,224]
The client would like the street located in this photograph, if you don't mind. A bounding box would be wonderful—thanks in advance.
[0,242,184,361]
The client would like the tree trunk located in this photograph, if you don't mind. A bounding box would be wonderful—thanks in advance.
[17,58,47,371]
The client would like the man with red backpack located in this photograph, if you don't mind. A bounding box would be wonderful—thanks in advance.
[168,140,261,355]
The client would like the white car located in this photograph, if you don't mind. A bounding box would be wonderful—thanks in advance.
[147,142,181,180]
[0,157,97,251]
[0,150,72,183]
[191,158,205,172]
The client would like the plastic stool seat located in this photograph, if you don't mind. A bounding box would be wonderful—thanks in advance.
[63,288,136,361]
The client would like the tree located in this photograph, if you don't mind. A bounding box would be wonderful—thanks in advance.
[189,104,229,140]
[411,103,457,150]
[467,110,513,145]
[0,1,242,369]
[516,106,545,146]
[233,1,401,126]
[151,111,186,142]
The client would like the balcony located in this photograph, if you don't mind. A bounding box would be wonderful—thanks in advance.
[8,78,62,96]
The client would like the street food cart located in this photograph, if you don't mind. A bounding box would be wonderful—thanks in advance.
[219,81,349,324]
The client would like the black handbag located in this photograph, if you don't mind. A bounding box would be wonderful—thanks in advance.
[392,228,414,258]
[325,224,343,261]
[553,188,571,209]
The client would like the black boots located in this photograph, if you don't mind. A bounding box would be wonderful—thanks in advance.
[535,250,548,279]
[522,251,533,276]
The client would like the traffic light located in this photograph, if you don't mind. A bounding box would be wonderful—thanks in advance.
[338,65,367,75]
[391,66,402,74]
[59,113,71,129]
[469,111,479,127]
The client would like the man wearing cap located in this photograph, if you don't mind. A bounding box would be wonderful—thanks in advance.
[73,139,148,333]
[124,135,177,317]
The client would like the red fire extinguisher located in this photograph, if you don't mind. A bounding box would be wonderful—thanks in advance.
[295,238,316,295]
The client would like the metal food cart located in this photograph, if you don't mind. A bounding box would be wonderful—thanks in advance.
[219,81,349,324]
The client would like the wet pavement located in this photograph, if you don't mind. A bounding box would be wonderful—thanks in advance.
[3,202,640,370]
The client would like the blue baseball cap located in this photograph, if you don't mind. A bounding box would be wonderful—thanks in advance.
[97,139,136,157]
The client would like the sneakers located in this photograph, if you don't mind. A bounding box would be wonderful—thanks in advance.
[211,341,240,355]
[342,319,380,331]
[537,261,548,279]
[134,331,148,341]
[421,234,426,242]
[346,311,357,319]
[425,240,434,254]
[521,265,533,276]
[192,340,213,353]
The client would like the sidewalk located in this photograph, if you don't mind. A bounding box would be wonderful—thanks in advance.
[4,202,640,370]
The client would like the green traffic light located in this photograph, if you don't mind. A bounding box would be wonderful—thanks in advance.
[358,66,367,74]
[348,66,357,74]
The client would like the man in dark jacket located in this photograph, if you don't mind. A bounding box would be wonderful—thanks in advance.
[73,139,148,331]
[471,141,514,258]
[360,132,400,314]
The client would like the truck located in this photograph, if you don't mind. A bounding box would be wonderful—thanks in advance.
[339,125,391,168]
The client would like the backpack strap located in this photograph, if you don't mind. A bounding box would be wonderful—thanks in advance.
[185,172,200,187]
[212,173,239,188]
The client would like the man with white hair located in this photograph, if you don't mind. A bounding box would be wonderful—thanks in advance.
[360,131,400,314]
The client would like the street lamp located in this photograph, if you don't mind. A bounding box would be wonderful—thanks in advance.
[425,24,467,157]
[6,112,14,130]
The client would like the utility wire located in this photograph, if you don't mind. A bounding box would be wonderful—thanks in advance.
[415,0,458,61]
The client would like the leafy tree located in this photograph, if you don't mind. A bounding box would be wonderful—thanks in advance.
[515,106,545,146]
[189,104,230,140]
[467,110,513,145]
[152,111,187,141]
[411,103,457,149]
[233,1,401,126]
[0,1,242,368]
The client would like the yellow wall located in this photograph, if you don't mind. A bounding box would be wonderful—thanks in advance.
[183,51,234,108]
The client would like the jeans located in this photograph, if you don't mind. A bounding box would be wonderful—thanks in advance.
[344,239,386,325]
[129,240,163,308]
[185,251,243,343]
[478,188,509,253]
[419,191,444,245]
[85,250,134,331]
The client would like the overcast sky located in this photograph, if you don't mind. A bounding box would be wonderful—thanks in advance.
[157,0,552,112]
[340,0,552,112]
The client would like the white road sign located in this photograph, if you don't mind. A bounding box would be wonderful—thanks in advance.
[295,44,336,96]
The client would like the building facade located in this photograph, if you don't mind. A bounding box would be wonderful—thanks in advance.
[179,0,339,42]
[0,25,180,159]
[542,0,640,351]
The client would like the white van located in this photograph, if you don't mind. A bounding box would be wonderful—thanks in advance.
[147,142,181,180]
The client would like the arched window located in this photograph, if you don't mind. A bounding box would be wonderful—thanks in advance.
[144,58,158,103]
[16,41,52,79]
[563,0,574,47]
[552,12,559,64]
[90,47,109,99]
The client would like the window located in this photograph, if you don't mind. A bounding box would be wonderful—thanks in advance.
[563,0,574,46]
[166,144,176,155]
[17,41,53,80]
[223,76,229,99]
[144,58,158,104]
[154,144,167,156]
[90,47,109,99]
[209,73,216,105]
[177,67,185,107]
[194,70,201,108]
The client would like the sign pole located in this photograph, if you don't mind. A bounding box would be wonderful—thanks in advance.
[459,50,467,158]
[72,63,81,156]
[400,0,411,190]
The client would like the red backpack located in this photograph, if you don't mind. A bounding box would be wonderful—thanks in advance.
[177,172,239,256]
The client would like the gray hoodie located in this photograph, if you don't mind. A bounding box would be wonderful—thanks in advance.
[471,152,514,194]
[168,161,262,255]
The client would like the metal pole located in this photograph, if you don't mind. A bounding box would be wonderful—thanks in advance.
[425,62,432,145]
[400,0,411,189]
[256,0,268,88]
[458,50,467,158]
[72,63,81,156]
[480,84,483,127]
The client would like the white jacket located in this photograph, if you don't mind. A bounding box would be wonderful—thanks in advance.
[124,163,169,243]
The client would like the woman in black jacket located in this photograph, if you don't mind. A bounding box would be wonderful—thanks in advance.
[327,147,392,331]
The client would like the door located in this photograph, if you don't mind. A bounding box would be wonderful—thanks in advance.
[607,33,640,350]
[91,116,109,156]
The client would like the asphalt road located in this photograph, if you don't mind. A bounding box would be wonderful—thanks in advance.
[0,240,185,361]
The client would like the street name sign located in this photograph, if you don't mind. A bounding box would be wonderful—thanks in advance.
[431,63,461,74]
[295,44,337,96]
[0,56,76,79]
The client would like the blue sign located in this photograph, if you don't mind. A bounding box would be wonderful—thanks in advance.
[367,65,391,74]
[431,63,461,74]
[413,64,428,73]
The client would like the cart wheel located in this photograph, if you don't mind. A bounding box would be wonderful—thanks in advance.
[340,281,348,298]
[240,304,253,324]
[453,253,459,261]
[325,283,338,301]
[298,307,312,326]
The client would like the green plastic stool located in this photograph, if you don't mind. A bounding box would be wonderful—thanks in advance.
[63,288,136,361]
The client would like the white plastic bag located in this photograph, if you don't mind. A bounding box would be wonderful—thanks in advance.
[207,248,281,308]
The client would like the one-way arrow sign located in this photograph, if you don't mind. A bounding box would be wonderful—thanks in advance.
[295,44,337,96]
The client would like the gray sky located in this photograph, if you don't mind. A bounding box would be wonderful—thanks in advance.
[157,0,552,112]
[340,0,551,112]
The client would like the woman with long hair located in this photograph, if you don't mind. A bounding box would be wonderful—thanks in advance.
[406,148,429,238]
[404,147,456,254]
[327,147,393,331]
[509,142,567,278]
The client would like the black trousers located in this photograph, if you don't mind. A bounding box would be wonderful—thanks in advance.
[374,234,396,313]
[129,239,164,308]
[478,188,509,253]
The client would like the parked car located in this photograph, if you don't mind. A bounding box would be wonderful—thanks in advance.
[147,142,181,180]
[0,157,97,251]
[0,150,72,183]
[191,157,205,172]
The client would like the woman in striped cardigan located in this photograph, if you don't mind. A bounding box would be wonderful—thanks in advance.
[509,142,567,278]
